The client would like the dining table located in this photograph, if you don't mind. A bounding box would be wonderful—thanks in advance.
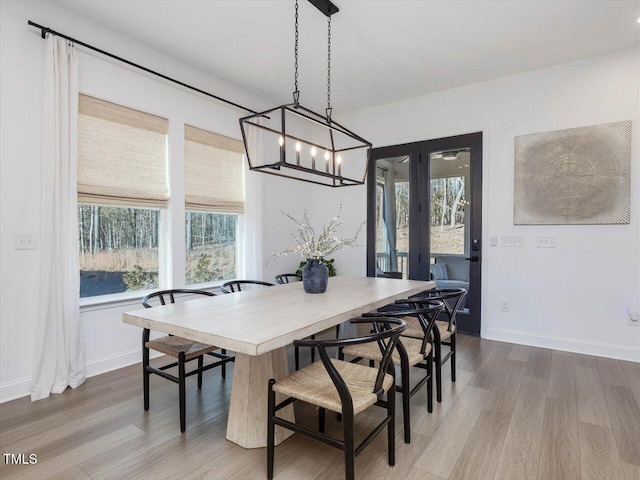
[122,275,434,449]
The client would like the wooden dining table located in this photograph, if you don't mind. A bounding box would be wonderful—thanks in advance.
[122,276,434,449]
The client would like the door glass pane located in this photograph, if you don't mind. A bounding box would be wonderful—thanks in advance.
[375,156,410,279]
[429,148,470,311]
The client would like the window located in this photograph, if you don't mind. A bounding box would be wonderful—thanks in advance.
[78,95,168,298]
[184,125,244,285]
[79,205,159,298]
[185,211,237,285]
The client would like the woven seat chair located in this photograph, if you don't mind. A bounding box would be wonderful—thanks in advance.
[340,302,444,444]
[141,289,234,432]
[268,317,406,480]
[396,288,467,403]
[220,279,274,293]
[274,273,302,284]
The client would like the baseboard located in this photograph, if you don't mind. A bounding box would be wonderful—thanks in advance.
[0,376,33,404]
[1,349,160,404]
[485,327,640,362]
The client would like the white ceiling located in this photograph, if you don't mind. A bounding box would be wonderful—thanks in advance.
[60,0,640,113]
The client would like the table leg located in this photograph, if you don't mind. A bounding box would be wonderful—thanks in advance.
[226,347,295,448]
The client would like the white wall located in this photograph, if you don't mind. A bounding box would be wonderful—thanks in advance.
[0,0,270,402]
[264,47,640,362]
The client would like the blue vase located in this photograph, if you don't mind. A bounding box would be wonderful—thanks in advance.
[302,259,329,294]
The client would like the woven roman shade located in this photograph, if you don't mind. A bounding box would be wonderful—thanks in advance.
[78,94,169,207]
[185,125,245,213]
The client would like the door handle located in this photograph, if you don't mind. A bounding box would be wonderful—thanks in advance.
[465,256,480,262]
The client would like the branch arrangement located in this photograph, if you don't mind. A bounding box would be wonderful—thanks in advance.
[267,204,364,264]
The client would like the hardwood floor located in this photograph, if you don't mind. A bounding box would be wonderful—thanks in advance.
[1,335,639,479]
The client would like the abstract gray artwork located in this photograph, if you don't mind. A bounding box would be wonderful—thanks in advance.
[514,121,631,225]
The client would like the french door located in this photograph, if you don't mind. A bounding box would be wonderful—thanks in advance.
[367,133,482,335]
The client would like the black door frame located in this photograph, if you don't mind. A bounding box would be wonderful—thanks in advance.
[366,132,483,335]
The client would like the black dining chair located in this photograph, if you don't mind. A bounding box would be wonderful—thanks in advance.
[274,273,302,284]
[275,273,344,371]
[220,279,274,293]
[268,317,406,480]
[340,302,444,444]
[396,288,467,402]
[141,289,235,432]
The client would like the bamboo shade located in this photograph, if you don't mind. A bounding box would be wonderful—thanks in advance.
[185,125,244,213]
[78,94,169,207]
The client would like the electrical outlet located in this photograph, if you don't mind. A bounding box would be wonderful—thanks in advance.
[14,233,37,250]
[630,307,640,326]
[536,236,557,248]
[502,236,524,248]
[500,299,510,312]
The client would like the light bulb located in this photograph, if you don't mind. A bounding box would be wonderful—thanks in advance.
[336,155,342,164]
[324,151,330,161]
[310,147,317,157]
[295,142,301,152]
[278,136,284,147]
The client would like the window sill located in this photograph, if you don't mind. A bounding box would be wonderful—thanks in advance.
[79,282,227,313]
[80,289,155,312]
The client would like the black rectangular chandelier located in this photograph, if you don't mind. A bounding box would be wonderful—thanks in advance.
[239,0,371,187]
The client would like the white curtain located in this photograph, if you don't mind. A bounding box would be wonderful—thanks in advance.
[240,118,264,280]
[31,36,85,401]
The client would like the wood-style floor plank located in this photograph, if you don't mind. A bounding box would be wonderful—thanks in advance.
[404,467,446,480]
[448,408,511,480]
[2,425,145,480]
[484,358,527,416]
[575,365,612,427]
[622,461,640,480]
[508,344,532,363]
[604,385,640,467]
[410,368,474,441]
[620,360,640,409]
[413,385,490,478]
[548,351,576,402]
[597,357,630,387]
[537,397,581,480]
[574,353,598,369]
[524,347,552,380]
[493,376,548,480]
[578,421,626,480]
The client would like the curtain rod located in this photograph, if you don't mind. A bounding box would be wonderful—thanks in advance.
[27,20,261,115]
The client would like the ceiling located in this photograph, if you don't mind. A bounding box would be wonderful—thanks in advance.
[60,0,640,113]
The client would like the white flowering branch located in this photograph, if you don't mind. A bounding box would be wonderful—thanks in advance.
[267,204,365,265]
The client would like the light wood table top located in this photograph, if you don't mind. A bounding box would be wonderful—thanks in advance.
[123,276,434,356]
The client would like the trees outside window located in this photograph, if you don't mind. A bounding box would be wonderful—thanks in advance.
[78,205,159,298]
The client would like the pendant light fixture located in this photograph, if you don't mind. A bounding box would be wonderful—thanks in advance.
[240,0,371,187]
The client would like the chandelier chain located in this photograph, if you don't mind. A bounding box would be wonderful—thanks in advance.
[293,0,300,104]
[326,15,332,119]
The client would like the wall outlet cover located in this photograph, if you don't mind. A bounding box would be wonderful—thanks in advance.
[536,236,557,248]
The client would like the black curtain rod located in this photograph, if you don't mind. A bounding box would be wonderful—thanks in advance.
[27,20,260,115]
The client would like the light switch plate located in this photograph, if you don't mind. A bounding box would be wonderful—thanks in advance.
[502,236,524,247]
[14,233,37,250]
[490,236,498,246]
